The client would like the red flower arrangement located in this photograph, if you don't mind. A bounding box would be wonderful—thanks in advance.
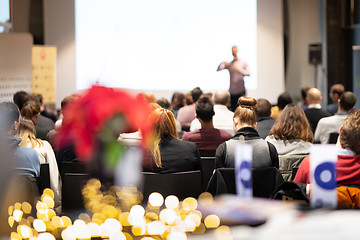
[58,85,154,168]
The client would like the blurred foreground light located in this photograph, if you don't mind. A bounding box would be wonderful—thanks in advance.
[42,195,55,209]
[147,221,165,235]
[42,188,55,199]
[10,232,21,240]
[198,192,213,205]
[132,225,146,236]
[36,202,47,211]
[182,218,196,232]
[215,225,231,236]
[167,231,187,240]
[38,232,56,240]
[159,209,177,225]
[182,198,197,211]
[104,218,123,232]
[14,203,22,210]
[87,222,100,237]
[119,212,130,226]
[61,226,76,240]
[33,219,46,232]
[204,215,220,229]
[185,214,201,227]
[19,225,32,238]
[21,202,32,214]
[8,205,14,216]
[165,195,179,209]
[130,205,145,218]
[148,192,164,207]
[61,216,72,228]
[8,216,15,227]
[109,231,126,240]
[51,216,64,228]
[13,209,23,222]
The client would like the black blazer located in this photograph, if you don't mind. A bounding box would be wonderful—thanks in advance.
[304,108,329,133]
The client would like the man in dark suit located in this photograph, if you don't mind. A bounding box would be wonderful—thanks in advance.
[304,88,330,133]
[254,98,275,139]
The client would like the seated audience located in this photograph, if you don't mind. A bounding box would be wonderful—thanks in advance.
[177,87,203,131]
[190,90,234,135]
[144,108,201,173]
[0,102,40,177]
[34,93,57,122]
[157,98,170,109]
[315,91,356,144]
[300,86,310,110]
[304,87,330,133]
[254,98,275,139]
[294,109,360,185]
[270,92,293,120]
[182,96,232,151]
[16,118,61,206]
[215,97,279,168]
[266,104,313,155]
[169,92,185,118]
[327,83,345,115]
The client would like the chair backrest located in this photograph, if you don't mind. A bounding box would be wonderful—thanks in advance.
[61,161,87,178]
[206,167,284,198]
[200,157,215,192]
[278,154,307,181]
[142,170,202,202]
[62,173,89,211]
[329,132,339,144]
[37,163,50,193]
[199,150,216,157]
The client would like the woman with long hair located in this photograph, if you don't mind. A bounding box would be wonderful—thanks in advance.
[266,104,313,155]
[144,108,201,173]
[215,97,279,168]
[16,117,61,206]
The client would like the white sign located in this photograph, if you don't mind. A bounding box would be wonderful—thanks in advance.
[235,144,253,198]
[310,145,337,209]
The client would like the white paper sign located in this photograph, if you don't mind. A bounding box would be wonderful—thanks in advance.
[310,145,337,209]
[235,144,253,198]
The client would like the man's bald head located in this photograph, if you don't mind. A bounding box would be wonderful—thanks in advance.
[306,88,322,104]
[214,90,230,106]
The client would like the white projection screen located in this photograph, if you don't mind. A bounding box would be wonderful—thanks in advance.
[75,0,257,93]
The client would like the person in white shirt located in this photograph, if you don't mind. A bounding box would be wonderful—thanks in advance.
[190,90,234,135]
[314,91,357,144]
[16,117,61,208]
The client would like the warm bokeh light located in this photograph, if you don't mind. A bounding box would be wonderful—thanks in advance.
[36,202,47,212]
[109,231,126,240]
[22,202,32,214]
[61,226,76,240]
[182,218,196,232]
[86,222,100,237]
[131,225,146,236]
[42,195,55,209]
[167,231,187,240]
[38,232,56,240]
[8,216,15,227]
[51,216,64,228]
[214,225,231,236]
[61,216,72,228]
[182,198,198,211]
[198,192,214,205]
[14,202,22,210]
[159,209,177,225]
[147,221,166,235]
[193,223,206,234]
[33,219,46,232]
[19,225,32,238]
[42,188,55,199]
[10,232,22,240]
[119,212,130,226]
[13,209,23,222]
[165,195,179,209]
[148,192,164,207]
[130,205,145,218]
[204,215,220,229]
[185,214,201,227]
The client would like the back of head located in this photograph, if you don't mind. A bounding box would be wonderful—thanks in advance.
[13,91,28,110]
[301,87,310,100]
[214,90,230,105]
[137,92,156,104]
[18,117,37,137]
[340,109,360,154]
[191,87,203,103]
[306,88,322,104]
[269,104,313,142]
[148,108,178,139]
[196,96,214,122]
[232,46,238,58]
[277,92,293,110]
[254,98,272,118]
[156,98,170,109]
[61,95,78,111]
[234,97,257,126]
[171,92,185,106]
[331,84,345,97]
[339,91,357,112]
[21,101,40,120]
[0,102,20,132]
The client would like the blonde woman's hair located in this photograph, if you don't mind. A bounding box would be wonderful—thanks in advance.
[16,117,43,148]
[147,108,178,167]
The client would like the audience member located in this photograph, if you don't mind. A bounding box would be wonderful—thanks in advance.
[266,104,313,155]
[327,83,345,115]
[314,91,356,144]
[0,102,40,177]
[190,90,234,135]
[215,97,279,168]
[177,87,203,131]
[13,91,28,111]
[254,98,275,139]
[157,98,170,109]
[294,109,360,185]
[270,92,293,120]
[144,108,201,173]
[182,96,232,151]
[21,99,55,140]
[304,88,330,133]
[169,92,185,118]
[16,117,61,206]
[34,93,57,122]
[300,86,310,110]
[137,92,156,104]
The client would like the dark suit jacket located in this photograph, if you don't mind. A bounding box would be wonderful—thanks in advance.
[256,116,275,139]
[144,135,201,173]
[35,115,55,140]
[304,108,330,133]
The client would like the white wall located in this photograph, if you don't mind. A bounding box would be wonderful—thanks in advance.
[43,0,284,107]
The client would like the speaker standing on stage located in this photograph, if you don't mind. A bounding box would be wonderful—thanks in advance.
[217,46,250,112]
